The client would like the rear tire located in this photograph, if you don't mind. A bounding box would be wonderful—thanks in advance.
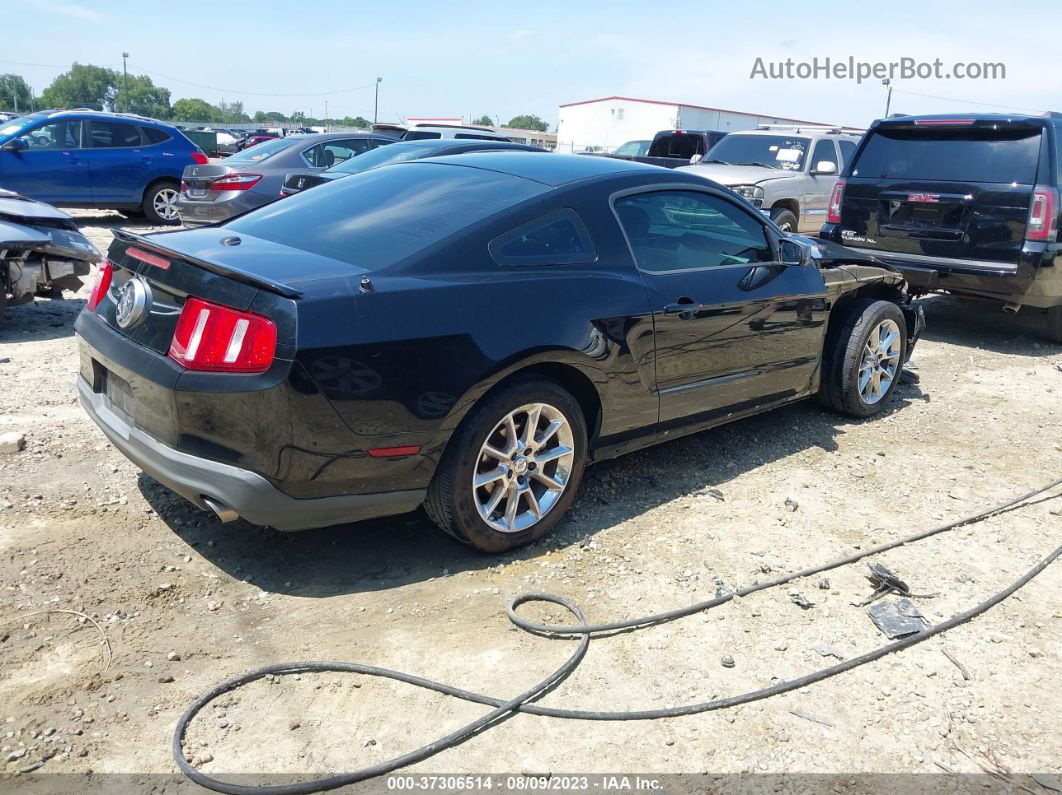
[425,376,587,553]
[818,299,907,417]
[769,207,798,233]
[141,180,181,225]
[1047,306,1062,344]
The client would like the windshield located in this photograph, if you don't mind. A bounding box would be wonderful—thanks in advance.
[704,135,810,171]
[0,115,46,143]
[226,137,299,163]
[612,140,651,157]
[328,142,441,174]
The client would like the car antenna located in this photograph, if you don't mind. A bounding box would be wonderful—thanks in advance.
[359,276,375,293]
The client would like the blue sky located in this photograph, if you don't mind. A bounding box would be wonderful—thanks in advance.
[3,0,1059,127]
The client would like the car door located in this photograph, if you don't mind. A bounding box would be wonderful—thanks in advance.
[613,186,828,424]
[803,139,840,231]
[84,120,151,204]
[0,119,90,203]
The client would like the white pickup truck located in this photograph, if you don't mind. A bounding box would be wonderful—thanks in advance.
[679,125,862,233]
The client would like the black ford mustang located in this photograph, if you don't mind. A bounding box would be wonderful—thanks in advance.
[75,153,924,552]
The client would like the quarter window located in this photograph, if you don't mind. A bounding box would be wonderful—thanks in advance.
[615,190,772,273]
[489,209,596,266]
[142,126,171,145]
[89,121,142,148]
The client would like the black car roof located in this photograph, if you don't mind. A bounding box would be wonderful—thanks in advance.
[405,151,663,186]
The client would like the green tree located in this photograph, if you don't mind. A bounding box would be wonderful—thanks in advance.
[41,63,119,111]
[505,114,548,132]
[472,114,494,126]
[0,74,33,113]
[170,97,220,122]
[253,110,286,123]
[217,100,249,124]
[120,75,171,118]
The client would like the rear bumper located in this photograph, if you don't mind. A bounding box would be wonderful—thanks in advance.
[77,377,426,531]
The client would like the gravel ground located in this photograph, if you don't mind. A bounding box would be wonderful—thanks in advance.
[1,210,1060,789]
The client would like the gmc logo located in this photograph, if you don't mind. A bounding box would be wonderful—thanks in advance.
[908,193,940,203]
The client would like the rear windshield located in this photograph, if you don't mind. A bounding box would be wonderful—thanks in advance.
[853,127,1042,183]
[648,133,702,159]
[225,162,547,269]
[226,137,298,162]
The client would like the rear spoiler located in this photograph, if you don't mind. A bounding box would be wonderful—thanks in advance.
[874,117,1047,132]
[111,229,302,299]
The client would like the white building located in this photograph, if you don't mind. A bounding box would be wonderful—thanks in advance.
[556,95,832,154]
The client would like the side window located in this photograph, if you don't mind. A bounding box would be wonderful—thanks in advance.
[89,121,143,148]
[838,140,857,169]
[404,131,441,140]
[302,143,322,167]
[142,127,171,145]
[615,190,772,273]
[489,208,597,266]
[321,139,372,166]
[455,133,501,140]
[810,139,838,172]
[20,120,81,149]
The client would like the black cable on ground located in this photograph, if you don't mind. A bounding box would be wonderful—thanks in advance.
[174,477,1062,795]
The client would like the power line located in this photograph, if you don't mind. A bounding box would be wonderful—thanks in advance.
[891,87,1044,115]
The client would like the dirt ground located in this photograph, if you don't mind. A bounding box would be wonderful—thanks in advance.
[1,210,1060,791]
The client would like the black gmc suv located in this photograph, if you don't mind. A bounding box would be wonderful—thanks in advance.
[820,113,1062,342]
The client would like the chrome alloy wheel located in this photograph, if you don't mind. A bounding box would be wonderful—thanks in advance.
[153,187,180,221]
[473,402,575,533]
[858,318,902,405]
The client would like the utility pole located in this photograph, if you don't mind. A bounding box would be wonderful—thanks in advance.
[121,52,129,112]
[324,99,328,131]
[374,77,382,124]
[882,78,893,117]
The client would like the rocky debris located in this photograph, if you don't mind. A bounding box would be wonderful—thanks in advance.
[720,655,736,668]
[814,644,845,660]
[784,497,799,512]
[0,432,26,454]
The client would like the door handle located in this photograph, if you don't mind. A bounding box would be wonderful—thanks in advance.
[663,300,704,318]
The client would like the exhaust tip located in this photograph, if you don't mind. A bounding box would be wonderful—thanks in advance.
[1002,302,1022,315]
[202,497,239,523]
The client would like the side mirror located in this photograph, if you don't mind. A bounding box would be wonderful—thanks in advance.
[689,153,703,164]
[1,137,27,152]
[812,160,837,175]
[778,238,806,265]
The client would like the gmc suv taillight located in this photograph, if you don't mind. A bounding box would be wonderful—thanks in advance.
[87,260,113,312]
[827,179,847,224]
[210,174,263,191]
[1026,186,1058,242]
[168,297,277,373]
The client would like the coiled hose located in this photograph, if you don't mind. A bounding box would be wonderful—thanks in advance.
[174,476,1062,795]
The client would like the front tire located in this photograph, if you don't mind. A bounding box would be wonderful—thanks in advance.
[425,376,587,552]
[142,181,181,225]
[769,207,798,233]
[818,299,907,417]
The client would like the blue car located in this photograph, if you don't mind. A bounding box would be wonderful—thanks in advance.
[0,110,208,224]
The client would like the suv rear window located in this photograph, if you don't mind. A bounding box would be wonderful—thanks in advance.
[648,133,701,159]
[853,127,1042,184]
[226,162,547,270]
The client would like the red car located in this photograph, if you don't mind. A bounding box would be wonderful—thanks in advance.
[239,134,278,151]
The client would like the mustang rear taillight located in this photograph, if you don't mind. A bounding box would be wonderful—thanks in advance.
[87,260,113,312]
[168,297,276,373]
[826,179,847,224]
[210,173,262,191]
[1026,186,1058,242]
[190,151,209,165]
